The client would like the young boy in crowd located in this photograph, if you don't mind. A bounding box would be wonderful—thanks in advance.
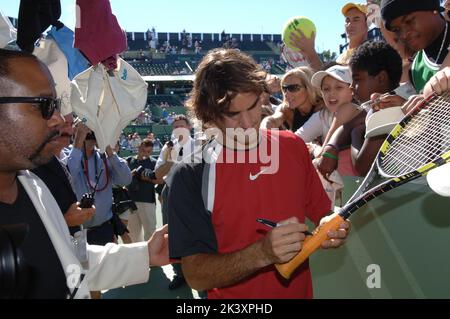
[317,41,403,177]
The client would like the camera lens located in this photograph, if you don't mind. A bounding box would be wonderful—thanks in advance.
[0,224,29,299]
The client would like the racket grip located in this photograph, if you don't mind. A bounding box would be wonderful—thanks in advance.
[275,215,345,279]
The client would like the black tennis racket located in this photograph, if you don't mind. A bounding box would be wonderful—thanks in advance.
[276,91,450,279]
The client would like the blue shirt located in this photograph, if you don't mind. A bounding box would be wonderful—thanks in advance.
[66,147,132,228]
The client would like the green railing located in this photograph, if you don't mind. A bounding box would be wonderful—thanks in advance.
[311,176,450,298]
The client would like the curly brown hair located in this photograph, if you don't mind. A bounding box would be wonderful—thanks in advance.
[185,49,267,126]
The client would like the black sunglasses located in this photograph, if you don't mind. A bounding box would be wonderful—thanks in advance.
[0,97,61,120]
[282,84,304,93]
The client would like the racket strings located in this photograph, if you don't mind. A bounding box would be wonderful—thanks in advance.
[383,112,450,174]
[380,92,450,177]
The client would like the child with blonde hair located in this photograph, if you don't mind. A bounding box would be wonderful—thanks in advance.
[295,64,359,158]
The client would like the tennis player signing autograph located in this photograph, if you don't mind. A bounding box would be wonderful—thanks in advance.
[167,48,350,299]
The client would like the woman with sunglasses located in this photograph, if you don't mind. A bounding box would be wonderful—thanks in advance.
[261,66,324,131]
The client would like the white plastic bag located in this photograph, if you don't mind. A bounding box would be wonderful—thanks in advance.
[71,58,148,152]
[0,10,17,48]
[34,38,72,116]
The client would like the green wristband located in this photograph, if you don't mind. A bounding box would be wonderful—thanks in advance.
[322,152,339,161]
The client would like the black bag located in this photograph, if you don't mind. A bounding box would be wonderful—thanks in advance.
[110,212,129,236]
[112,186,137,215]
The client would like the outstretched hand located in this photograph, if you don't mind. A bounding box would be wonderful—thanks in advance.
[64,203,95,227]
[148,224,171,266]
[289,29,316,56]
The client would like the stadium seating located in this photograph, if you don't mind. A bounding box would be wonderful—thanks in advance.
[147,94,184,107]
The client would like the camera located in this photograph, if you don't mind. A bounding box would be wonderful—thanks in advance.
[0,224,29,299]
[112,187,137,215]
[112,200,137,215]
[79,192,95,209]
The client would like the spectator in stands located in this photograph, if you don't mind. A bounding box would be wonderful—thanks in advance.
[318,41,403,177]
[136,111,145,125]
[168,48,349,299]
[260,66,324,132]
[195,40,202,55]
[337,3,369,65]
[381,0,450,93]
[182,29,188,48]
[153,137,162,153]
[167,112,175,125]
[126,139,158,242]
[155,114,195,290]
[146,132,155,141]
[119,133,127,148]
[130,132,142,151]
[126,134,134,151]
[162,107,169,121]
[0,49,170,299]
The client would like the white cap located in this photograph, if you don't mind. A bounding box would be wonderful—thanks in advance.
[365,106,405,138]
[427,162,450,197]
[311,65,352,89]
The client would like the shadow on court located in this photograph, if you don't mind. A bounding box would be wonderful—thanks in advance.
[102,267,196,299]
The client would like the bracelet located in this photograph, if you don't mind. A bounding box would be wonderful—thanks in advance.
[322,152,339,161]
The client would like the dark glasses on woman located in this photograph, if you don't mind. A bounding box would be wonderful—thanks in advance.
[281,84,304,93]
[0,96,61,120]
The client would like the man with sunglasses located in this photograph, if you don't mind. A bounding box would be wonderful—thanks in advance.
[0,49,170,298]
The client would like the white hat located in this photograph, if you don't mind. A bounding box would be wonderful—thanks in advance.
[427,162,450,197]
[365,106,405,138]
[311,65,352,89]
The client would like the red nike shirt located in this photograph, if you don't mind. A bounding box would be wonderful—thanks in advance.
[206,130,331,299]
